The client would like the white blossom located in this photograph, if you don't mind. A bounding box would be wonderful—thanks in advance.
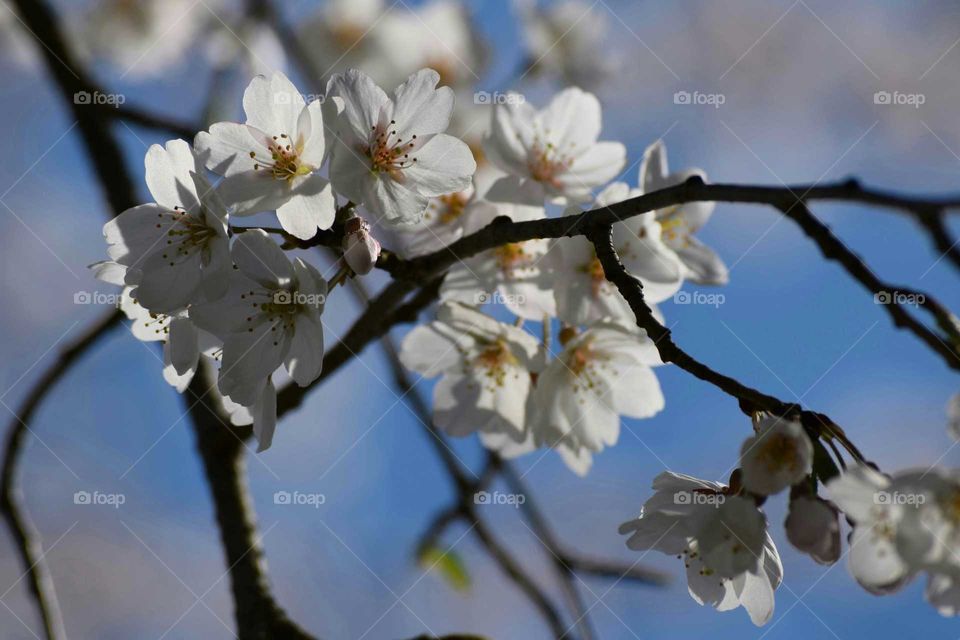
[189,230,327,450]
[825,465,914,595]
[531,321,664,475]
[484,87,625,205]
[439,200,556,320]
[399,302,542,440]
[342,216,382,275]
[739,416,813,496]
[641,140,727,285]
[551,181,685,325]
[103,139,231,314]
[619,472,783,626]
[325,68,476,225]
[195,71,335,240]
[514,0,613,88]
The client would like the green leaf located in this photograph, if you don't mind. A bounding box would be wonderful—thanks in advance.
[418,545,471,592]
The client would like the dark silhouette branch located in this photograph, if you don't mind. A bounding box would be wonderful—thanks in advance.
[0,309,121,640]
[379,177,960,372]
[585,223,867,462]
[9,0,317,635]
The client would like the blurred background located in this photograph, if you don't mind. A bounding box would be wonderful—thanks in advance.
[2,0,960,637]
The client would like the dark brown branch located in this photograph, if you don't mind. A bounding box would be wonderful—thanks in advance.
[586,224,865,461]
[108,104,195,139]
[10,0,315,634]
[380,177,960,371]
[185,365,314,640]
[0,309,122,640]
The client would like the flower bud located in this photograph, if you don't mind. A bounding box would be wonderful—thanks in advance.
[785,495,840,565]
[342,216,381,276]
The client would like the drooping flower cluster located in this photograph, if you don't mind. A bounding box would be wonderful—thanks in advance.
[397,85,725,475]
[95,70,473,450]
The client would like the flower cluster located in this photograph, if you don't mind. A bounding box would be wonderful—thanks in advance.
[398,84,726,476]
[94,69,474,451]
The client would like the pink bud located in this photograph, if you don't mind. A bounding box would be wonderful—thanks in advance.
[342,217,381,276]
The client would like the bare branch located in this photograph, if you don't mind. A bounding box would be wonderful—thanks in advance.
[1,309,122,640]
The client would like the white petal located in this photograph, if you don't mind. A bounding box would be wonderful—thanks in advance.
[399,322,468,377]
[404,134,476,197]
[325,69,389,140]
[243,72,305,137]
[389,69,454,137]
[195,122,261,177]
[168,316,199,376]
[231,229,294,288]
[145,139,201,213]
[276,174,336,239]
[539,87,601,152]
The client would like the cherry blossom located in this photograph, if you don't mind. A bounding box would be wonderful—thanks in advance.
[325,68,476,225]
[399,302,542,441]
[551,181,685,326]
[514,0,613,88]
[342,215,382,276]
[189,230,327,450]
[531,321,664,475]
[195,71,335,240]
[641,140,728,285]
[438,200,556,320]
[484,87,625,205]
[739,416,813,495]
[619,472,783,626]
[103,139,230,314]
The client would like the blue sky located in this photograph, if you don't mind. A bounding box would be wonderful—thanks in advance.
[2,0,960,638]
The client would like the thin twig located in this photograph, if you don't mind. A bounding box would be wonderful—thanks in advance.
[0,309,122,640]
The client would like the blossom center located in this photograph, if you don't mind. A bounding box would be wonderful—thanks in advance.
[472,338,518,387]
[159,207,216,266]
[365,120,418,178]
[527,135,574,187]
[494,242,533,277]
[250,134,311,182]
[429,192,469,225]
[757,433,801,473]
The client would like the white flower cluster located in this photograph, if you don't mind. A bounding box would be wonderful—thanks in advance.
[93,69,475,451]
[398,84,726,476]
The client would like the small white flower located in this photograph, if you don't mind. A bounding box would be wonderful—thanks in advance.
[531,321,664,475]
[514,0,613,88]
[739,416,813,495]
[439,201,556,320]
[117,287,213,393]
[341,216,382,275]
[399,302,542,440]
[189,230,327,450]
[195,71,335,240]
[826,465,914,594]
[391,166,500,259]
[619,472,783,626]
[103,139,231,314]
[325,68,477,225]
[641,140,727,285]
[551,181,685,325]
[785,495,841,565]
[484,87,625,205]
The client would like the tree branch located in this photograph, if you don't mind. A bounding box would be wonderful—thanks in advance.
[586,223,866,461]
[0,309,122,640]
